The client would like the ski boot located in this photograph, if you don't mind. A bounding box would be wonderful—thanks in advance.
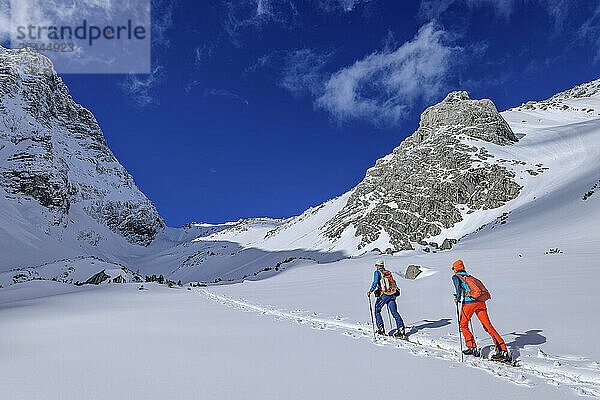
[462,347,480,357]
[375,325,386,335]
[393,327,406,339]
[491,350,511,362]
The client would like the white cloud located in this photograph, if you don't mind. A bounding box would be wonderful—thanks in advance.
[315,22,462,126]
[579,4,600,63]
[0,0,174,102]
[203,88,249,106]
[120,0,175,107]
[151,0,175,48]
[0,0,149,61]
[420,0,513,19]
[257,0,274,16]
[243,48,332,98]
[279,48,332,97]
[244,53,272,75]
[0,2,10,43]
[544,0,572,29]
[184,79,202,94]
[317,0,371,13]
[419,0,573,26]
[223,0,368,46]
[121,66,164,108]
[223,0,294,47]
[194,42,217,67]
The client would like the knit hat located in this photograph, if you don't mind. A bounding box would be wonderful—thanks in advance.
[452,259,466,272]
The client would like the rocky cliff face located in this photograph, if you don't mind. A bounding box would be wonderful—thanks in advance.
[0,47,164,246]
[322,91,522,252]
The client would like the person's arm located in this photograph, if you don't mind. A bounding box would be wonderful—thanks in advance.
[368,270,380,293]
[452,275,463,302]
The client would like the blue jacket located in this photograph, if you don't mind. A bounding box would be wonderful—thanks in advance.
[452,272,477,303]
[369,269,383,292]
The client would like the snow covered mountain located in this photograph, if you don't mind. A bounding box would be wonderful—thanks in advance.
[191,91,544,256]
[0,47,165,269]
[1,45,599,288]
[255,82,599,256]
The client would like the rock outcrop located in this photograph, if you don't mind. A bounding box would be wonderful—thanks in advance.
[0,47,164,245]
[85,270,111,285]
[404,265,422,280]
[416,91,517,145]
[323,91,522,252]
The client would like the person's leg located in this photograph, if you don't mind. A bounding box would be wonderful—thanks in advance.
[386,297,405,330]
[374,295,385,329]
[475,303,507,352]
[460,302,477,348]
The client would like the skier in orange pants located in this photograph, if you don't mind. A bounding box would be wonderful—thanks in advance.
[452,260,510,361]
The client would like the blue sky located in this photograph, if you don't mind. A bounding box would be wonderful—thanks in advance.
[22,0,600,226]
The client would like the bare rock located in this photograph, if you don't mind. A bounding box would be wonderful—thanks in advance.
[405,265,422,280]
[85,270,111,285]
[323,91,522,252]
[440,238,457,250]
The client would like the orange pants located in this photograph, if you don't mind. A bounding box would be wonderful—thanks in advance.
[460,302,507,352]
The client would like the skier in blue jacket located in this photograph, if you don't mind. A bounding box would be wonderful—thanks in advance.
[367,260,405,337]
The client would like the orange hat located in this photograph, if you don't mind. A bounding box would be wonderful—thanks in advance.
[452,260,465,272]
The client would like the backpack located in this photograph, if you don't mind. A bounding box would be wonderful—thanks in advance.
[457,274,491,302]
[379,269,398,295]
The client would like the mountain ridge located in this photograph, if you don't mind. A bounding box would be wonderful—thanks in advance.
[1,46,599,284]
[0,47,165,270]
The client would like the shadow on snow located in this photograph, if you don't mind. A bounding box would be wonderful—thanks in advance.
[134,239,347,285]
[407,318,453,335]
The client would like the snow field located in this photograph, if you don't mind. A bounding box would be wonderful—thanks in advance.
[0,281,583,400]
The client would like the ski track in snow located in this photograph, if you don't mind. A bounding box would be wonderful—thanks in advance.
[201,289,600,398]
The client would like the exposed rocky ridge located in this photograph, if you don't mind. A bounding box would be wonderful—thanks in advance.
[510,78,600,115]
[548,79,600,100]
[322,91,523,252]
[0,47,165,245]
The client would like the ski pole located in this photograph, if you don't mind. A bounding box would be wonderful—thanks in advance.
[368,294,376,340]
[469,319,474,334]
[455,299,464,362]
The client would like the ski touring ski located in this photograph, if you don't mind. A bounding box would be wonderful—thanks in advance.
[387,328,421,345]
[462,348,520,368]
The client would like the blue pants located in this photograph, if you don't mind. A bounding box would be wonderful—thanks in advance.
[374,293,404,330]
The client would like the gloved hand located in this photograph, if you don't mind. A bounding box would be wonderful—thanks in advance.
[367,291,372,297]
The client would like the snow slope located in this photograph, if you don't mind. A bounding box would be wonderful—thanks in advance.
[0,256,141,287]
[2,78,600,399]
[0,47,165,270]
[0,282,587,400]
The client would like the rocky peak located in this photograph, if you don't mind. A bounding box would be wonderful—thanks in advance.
[0,47,165,246]
[442,91,470,102]
[323,92,525,253]
[413,91,517,145]
[0,47,56,76]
